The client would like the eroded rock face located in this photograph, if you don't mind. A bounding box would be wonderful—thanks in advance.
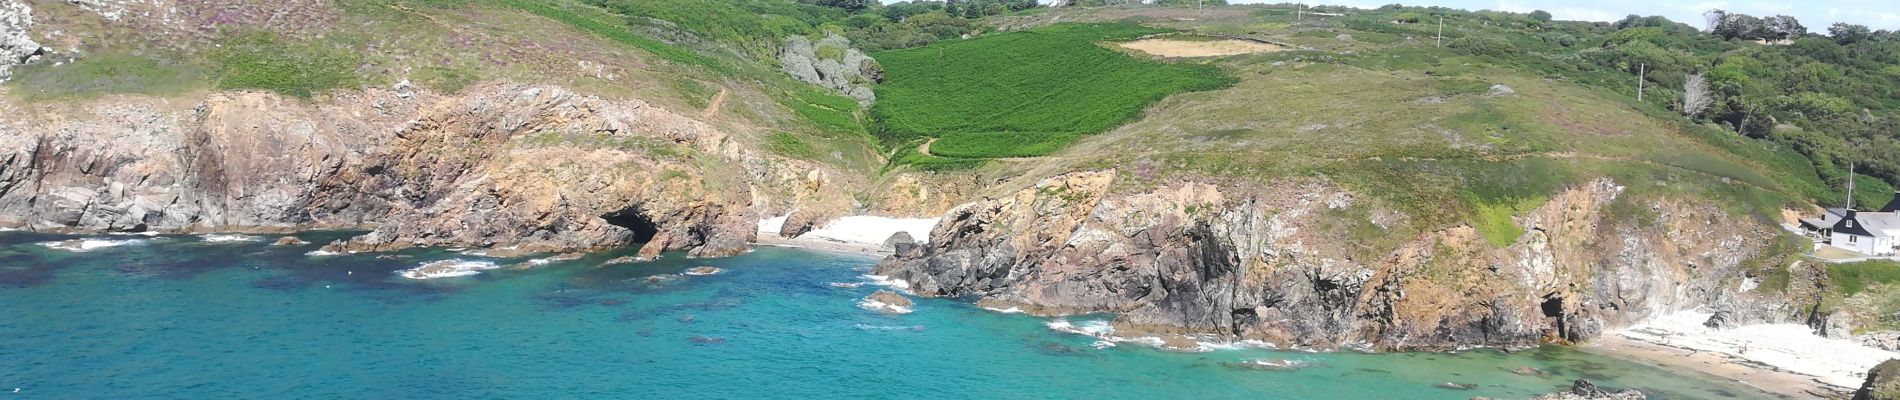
[0,83,835,255]
[875,171,1780,351]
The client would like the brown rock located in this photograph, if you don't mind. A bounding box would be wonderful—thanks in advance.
[272,236,310,246]
[863,290,913,313]
[875,172,1780,351]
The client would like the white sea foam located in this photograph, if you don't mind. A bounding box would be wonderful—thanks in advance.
[852,323,923,331]
[1046,319,1116,338]
[199,234,261,243]
[1228,358,1310,370]
[857,298,913,314]
[107,231,160,236]
[862,275,911,292]
[1617,310,1899,388]
[1046,318,1273,352]
[683,267,723,276]
[305,250,341,257]
[38,238,145,252]
[827,282,865,288]
[399,259,501,280]
[1199,339,1278,351]
[982,306,1025,314]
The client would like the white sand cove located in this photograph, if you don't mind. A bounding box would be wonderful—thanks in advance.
[1617,310,1900,388]
[758,215,939,246]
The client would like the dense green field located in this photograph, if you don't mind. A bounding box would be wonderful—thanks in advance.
[872,23,1235,161]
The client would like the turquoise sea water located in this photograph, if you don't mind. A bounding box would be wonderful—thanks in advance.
[0,232,1768,399]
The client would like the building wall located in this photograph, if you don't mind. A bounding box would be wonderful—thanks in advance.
[1831,232,1892,256]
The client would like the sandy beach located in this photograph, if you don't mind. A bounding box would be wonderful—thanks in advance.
[1584,310,1895,398]
[1585,335,1849,399]
[752,215,940,257]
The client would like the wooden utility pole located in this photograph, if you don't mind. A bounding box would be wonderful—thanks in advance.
[1297,3,1303,21]
[1636,63,1646,102]
[1436,16,1444,46]
[1849,163,1858,210]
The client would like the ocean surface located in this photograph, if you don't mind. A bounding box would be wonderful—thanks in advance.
[0,231,1769,399]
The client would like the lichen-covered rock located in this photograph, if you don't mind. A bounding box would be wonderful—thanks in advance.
[779,33,878,105]
[1856,359,1900,400]
[0,0,45,82]
[876,171,1780,351]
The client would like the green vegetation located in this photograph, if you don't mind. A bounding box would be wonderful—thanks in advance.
[1829,260,1900,297]
[1471,196,1544,247]
[496,0,727,72]
[929,132,1080,159]
[211,33,364,98]
[765,132,818,159]
[873,23,1234,163]
[9,52,203,100]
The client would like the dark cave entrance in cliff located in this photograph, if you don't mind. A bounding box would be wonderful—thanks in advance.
[1540,295,1569,341]
[601,208,660,245]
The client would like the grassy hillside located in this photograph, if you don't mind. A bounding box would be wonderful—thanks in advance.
[872,23,1234,162]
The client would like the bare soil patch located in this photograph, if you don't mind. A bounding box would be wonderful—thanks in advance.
[1119,38,1283,57]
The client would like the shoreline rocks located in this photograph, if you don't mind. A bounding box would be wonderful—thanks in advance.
[860,290,913,314]
[1855,359,1900,400]
[1,83,824,257]
[874,171,1780,351]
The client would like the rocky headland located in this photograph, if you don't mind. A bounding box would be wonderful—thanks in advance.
[0,82,852,258]
[875,170,1798,351]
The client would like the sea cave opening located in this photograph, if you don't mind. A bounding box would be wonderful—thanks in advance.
[601,207,660,245]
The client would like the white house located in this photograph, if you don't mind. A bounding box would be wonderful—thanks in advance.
[1805,191,1900,256]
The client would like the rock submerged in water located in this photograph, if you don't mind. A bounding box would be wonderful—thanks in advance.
[1220,359,1308,371]
[272,236,310,246]
[1436,382,1476,391]
[860,290,913,314]
[1475,379,1645,400]
[683,266,722,276]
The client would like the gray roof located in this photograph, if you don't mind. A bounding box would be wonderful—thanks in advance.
[1835,210,1900,238]
[1802,208,1850,229]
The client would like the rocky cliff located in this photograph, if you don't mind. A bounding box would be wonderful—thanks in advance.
[876,170,1786,350]
[0,83,844,257]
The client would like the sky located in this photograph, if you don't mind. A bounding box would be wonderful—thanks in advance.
[1230,0,1900,31]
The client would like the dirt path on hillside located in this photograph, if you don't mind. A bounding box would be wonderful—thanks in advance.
[917,137,937,156]
[702,86,728,118]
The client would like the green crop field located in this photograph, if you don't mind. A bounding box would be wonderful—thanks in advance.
[872,23,1235,161]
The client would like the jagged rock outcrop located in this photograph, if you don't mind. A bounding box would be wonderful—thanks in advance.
[0,0,45,82]
[780,33,879,105]
[1857,359,1900,400]
[875,171,1780,350]
[0,83,839,255]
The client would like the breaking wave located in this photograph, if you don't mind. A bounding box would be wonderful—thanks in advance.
[399,259,501,280]
[38,238,146,252]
